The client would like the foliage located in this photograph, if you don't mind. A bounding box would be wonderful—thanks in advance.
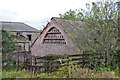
[2,70,35,78]
[59,9,86,20]
[2,58,17,71]
[2,61,118,78]
[2,0,120,79]
[2,30,17,54]
[2,30,19,71]
[60,0,119,70]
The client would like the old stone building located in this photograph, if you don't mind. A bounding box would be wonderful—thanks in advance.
[31,17,88,57]
[1,21,39,52]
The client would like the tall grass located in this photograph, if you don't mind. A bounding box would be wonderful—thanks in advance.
[2,61,119,78]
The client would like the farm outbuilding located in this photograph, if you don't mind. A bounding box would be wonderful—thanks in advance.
[1,21,39,52]
[31,17,88,57]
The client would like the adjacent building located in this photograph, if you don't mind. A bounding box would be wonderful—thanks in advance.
[1,21,39,52]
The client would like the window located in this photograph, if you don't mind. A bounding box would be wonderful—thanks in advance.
[27,35,32,41]
[16,32,22,36]
[43,27,66,44]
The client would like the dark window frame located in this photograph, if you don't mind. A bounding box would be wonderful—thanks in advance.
[27,34,32,41]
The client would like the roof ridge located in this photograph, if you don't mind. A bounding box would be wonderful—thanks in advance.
[51,17,84,22]
[0,21,23,23]
[1,21,39,31]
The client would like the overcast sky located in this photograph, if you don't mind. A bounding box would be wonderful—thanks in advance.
[0,0,97,30]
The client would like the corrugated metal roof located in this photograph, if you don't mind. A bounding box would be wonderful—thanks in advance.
[1,21,39,32]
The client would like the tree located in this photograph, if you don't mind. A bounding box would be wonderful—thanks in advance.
[2,30,18,70]
[60,0,119,69]
[2,30,17,54]
[59,9,86,20]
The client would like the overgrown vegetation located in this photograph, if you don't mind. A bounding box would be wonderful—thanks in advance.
[60,0,120,76]
[2,61,118,78]
[2,30,18,72]
[2,0,120,78]
[2,30,17,54]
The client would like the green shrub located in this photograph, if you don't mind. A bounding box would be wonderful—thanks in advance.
[2,58,17,71]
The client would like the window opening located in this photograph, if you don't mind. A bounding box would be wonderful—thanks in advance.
[43,27,66,44]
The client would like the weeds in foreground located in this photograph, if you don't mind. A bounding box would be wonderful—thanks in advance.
[2,61,119,78]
